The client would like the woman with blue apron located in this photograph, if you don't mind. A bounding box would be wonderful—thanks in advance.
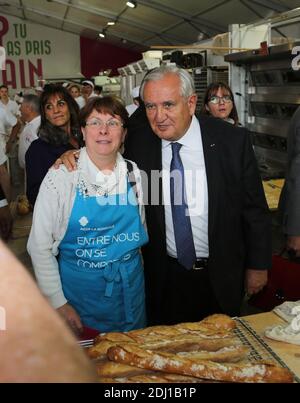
[28,96,148,334]
[59,176,148,332]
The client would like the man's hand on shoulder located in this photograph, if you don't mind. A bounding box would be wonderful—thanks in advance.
[53,150,80,171]
[245,269,268,296]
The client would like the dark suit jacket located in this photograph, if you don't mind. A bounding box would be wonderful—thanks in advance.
[279,105,300,235]
[124,107,272,324]
[25,138,75,207]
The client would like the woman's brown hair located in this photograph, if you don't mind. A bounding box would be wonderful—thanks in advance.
[80,96,129,129]
[201,82,239,126]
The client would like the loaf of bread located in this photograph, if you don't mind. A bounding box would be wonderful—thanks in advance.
[93,332,136,345]
[131,314,235,339]
[107,344,294,383]
[96,343,248,378]
[99,373,210,383]
[96,360,153,378]
[88,333,241,359]
[88,340,126,360]
[87,314,294,383]
[176,345,249,363]
[175,314,236,333]
[88,314,239,360]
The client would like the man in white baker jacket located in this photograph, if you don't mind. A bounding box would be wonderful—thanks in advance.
[18,94,41,169]
[126,86,140,117]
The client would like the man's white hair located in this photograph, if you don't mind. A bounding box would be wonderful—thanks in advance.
[140,65,195,100]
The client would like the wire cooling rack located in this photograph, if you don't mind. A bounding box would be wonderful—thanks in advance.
[234,317,300,383]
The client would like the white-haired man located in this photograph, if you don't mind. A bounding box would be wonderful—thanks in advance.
[124,66,271,325]
[126,86,140,116]
[55,66,272,326]
[18,94,41,169]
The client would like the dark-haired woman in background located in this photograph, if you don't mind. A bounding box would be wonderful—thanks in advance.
[201,82,240,126]
[25,84,83,206]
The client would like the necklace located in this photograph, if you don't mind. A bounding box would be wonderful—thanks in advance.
[76,150,127,198]
[77,163,123,198]
[77,173,120,198]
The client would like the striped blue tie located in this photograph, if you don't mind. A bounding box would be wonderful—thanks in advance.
[170,142,196,270]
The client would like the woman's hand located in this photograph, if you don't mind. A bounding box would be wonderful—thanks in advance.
[53,150,80,171]
[57,303,83,335]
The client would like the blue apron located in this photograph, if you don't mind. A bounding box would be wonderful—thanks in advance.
[58,183,148,332]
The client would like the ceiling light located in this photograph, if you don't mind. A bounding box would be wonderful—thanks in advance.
[126,1,137,8]
[99,30,106,38]
[107,21,115,26]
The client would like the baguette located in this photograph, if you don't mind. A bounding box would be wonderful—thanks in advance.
[131,314,235,336]
[142,335,241,353]
[94,314,236,352]
[93,332,136,345]
[87,340,123,360]
[107,344,294,383]
[89,333,241,359]
[98,375,169,383]
[134,327,232,341]
[177,345,249,363]
[96,343,247,379]
[190,314,237,331]
[99,373,211,383]
[96,360,153,378]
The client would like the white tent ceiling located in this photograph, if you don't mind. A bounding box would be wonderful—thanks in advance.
[1,0,300,51]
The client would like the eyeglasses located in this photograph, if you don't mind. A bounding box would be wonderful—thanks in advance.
[85,118,123,130]
[208,95,232,104]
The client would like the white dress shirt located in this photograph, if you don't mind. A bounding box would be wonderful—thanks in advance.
[0,108,17,154]
[0,99,20,118]
[162,115,209,258]
[0,108,17,136]
[126,103,138,117]
[18,115,41,169]
[75,96,86,109]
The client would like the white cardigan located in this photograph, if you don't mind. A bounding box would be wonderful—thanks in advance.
[27,148,146,309]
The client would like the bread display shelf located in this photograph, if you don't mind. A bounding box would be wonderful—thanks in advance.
[233,317,299,383]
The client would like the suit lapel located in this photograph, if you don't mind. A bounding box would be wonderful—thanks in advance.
[149,137,166,240]
[199,116,221,237]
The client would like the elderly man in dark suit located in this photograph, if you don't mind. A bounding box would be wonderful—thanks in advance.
[124,66,271,325]
[279,106,300,257]
[56,66,271,326]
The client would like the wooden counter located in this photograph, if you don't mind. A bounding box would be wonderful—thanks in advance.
[262,178,284,210]
[243,311,300,379]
